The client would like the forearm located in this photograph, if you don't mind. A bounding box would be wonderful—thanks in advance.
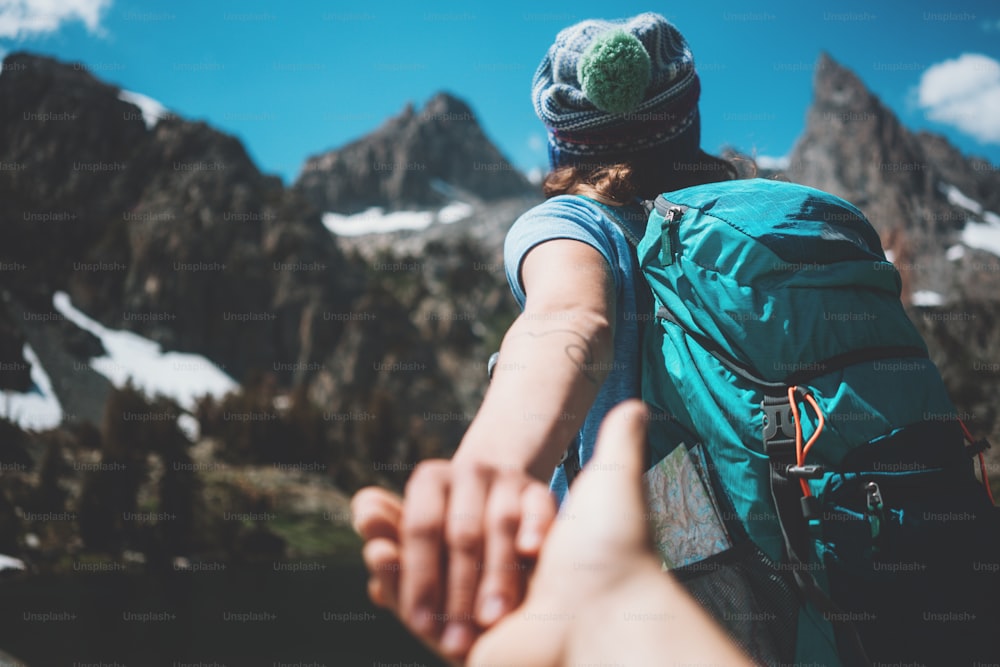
[454,306,614,481]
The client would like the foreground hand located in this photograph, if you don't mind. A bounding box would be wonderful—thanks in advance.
[468,400,753,667]
[351,460,557,661]
[465,400,656,665]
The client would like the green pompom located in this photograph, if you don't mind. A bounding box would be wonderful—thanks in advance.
[577,29,651,115]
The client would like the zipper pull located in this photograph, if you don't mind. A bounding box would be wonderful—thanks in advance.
[660,206,684,266]
[865,481,885,553]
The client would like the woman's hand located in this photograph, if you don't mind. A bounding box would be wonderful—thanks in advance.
[351,462,557,661]
[464,400,657,665]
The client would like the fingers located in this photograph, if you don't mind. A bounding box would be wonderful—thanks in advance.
[360,459,559,663]
[475,473,525,627]
[440,463,490,658]
[351,486,403,541]
[399,461,450,641]
[352,487,403,612]
[590,399,649,477]
[516,482,557,557]
[361,537,400,609]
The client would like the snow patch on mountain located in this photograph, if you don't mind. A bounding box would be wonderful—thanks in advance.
[322,208,434,236]
[323,201,475,236]
[756,155,790,170]
[942,183,983,215]
[52,292,237,412]
[961,220,1000,258]
[940,184,1000,258]
[911,290,945,306]
[438,201,474,225]
[117,89,167,130]
[0,344,62,431]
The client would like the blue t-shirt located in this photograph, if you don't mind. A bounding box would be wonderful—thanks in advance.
[503,195,650,503]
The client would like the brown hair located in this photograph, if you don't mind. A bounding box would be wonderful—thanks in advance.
[542,150,747,203]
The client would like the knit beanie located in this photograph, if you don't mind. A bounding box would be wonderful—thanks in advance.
[532,12,701,169]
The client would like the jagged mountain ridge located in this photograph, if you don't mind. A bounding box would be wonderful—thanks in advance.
[2,50,999,476]
[294,92,534,214]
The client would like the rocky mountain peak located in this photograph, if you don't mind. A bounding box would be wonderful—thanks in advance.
[812,51,875,113]
[423,90,474,118]
[294,92,533,214]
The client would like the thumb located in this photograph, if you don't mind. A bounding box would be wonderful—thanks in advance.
[564,399,650,527]
[588,399,649,481]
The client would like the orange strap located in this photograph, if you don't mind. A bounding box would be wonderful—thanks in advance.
[959,419,996,506]
[788,386,826,497]
[787,398,995,506]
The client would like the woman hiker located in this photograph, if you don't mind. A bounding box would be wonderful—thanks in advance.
[353,12,745,663]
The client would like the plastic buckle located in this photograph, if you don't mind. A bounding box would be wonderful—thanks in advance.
[966,437,992,457]
[762,400,797,444]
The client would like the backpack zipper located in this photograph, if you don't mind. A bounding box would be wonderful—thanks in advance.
[659,203,686,266]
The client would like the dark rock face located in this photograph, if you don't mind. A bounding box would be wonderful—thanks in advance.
[294,92,534,214]
[0,52,363,386]
[0,301,32,392]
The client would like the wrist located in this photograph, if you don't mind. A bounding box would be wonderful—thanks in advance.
[564,557,675,663]
[452,422,559,483]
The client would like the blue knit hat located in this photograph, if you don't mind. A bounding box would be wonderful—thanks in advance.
[532,12,701,169]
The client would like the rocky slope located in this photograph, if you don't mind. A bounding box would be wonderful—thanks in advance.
[0,52,517,481]
[0,52,532,576]
[0,52,363,389]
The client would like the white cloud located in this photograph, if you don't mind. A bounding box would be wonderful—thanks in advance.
[917,53,1000,143]
[0,0,112,40]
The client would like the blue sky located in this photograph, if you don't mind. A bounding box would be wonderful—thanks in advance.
[2,0,999,184]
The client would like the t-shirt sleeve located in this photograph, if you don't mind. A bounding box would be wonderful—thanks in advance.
[503,196,620,307]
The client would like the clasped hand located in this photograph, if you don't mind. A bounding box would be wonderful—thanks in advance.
[351,401,752,666]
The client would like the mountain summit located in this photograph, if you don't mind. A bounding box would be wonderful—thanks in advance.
[294,92,533,214]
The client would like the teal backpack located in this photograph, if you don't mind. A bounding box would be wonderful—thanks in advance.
[590,178,1000,666]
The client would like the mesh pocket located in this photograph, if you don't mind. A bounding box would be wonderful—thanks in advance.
[647,442,802,664]
[672,540,800,665]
